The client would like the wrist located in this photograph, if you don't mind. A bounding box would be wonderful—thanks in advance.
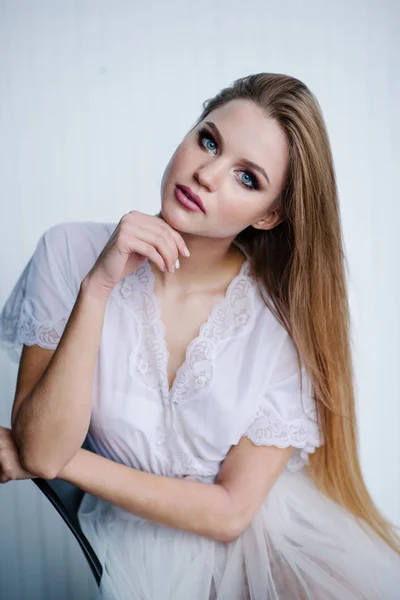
[58,451,79,481]
[80,275,113,303]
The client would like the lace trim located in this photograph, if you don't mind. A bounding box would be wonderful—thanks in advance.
[245,405,322,472]
[168,266,254,403]
[0,299,68,361]
[113,258,256,403]
[113,264,167,396]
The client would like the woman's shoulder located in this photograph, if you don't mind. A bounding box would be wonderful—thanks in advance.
[42,220,116,254]
[41,220,117,285]
[0,221,116,361]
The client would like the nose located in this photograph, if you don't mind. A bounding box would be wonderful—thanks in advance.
[193,159,226,193]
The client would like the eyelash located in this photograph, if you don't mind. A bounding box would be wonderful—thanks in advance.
[197,128,260,191]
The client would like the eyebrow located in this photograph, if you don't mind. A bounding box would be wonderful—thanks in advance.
[204,121,270,186]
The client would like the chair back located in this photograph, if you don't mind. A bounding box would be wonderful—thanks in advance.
[32,436,102,586]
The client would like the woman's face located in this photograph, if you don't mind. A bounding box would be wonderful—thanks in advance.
[160,98,289,238]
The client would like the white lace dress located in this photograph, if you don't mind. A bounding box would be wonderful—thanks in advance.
[1,221,399,600]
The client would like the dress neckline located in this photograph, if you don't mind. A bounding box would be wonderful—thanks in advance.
[145,256,251,400]
[112,243,256,404]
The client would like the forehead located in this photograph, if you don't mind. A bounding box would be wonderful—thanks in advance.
[205,99,286,149]
[205,98,270,130]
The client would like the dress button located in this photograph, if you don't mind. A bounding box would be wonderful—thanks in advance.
[195,375,209,388]
[137,359,148,375]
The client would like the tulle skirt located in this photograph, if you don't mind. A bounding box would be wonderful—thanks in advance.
[78,468,400,600]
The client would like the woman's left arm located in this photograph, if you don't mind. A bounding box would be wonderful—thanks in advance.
[58,448,236,543]
[1,425,291,544]
[58,436,292,544]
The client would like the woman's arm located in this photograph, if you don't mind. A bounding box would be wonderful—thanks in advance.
[13,280,109,479]
[57,438,292,544]
[12,214,188,480]
[58,449,236,544]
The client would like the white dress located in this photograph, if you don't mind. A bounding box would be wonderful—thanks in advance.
[1,221,399,600]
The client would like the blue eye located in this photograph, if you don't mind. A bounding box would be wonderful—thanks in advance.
[197,127,260,191]
[239,171,254,188]
[200,132,217,153]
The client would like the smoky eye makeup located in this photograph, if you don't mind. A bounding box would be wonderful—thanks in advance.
[196,126,261,191]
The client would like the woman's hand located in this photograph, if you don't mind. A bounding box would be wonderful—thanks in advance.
[0,426,38,483]
[84,210,190,298]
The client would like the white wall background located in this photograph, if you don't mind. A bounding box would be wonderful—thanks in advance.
[0,0,399,598]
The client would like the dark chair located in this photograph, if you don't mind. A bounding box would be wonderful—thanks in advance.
[31,437,102,587]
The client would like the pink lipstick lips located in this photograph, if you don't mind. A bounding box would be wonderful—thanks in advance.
[175,184,206,214]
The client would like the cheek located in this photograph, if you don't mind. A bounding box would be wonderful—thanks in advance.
[160,149,182,192]
[219,194,270,229]
[161,146,190,191]
[218,199,252,225]
[171,143,195,172]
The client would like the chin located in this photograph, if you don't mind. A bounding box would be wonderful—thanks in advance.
[159,195,186,229]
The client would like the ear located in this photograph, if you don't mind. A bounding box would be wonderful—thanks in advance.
[252,208,285,231]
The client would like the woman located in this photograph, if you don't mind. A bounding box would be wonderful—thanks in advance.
[0,73,399,599]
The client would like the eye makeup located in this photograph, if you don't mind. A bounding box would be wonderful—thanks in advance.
[197,126,261,191]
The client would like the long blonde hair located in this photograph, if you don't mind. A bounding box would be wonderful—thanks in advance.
[193,73,400,553]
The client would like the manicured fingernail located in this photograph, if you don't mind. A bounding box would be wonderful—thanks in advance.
[183,247,190,257]
[175,259,180,269]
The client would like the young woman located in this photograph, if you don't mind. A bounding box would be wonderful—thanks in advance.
[0,73,399,599]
